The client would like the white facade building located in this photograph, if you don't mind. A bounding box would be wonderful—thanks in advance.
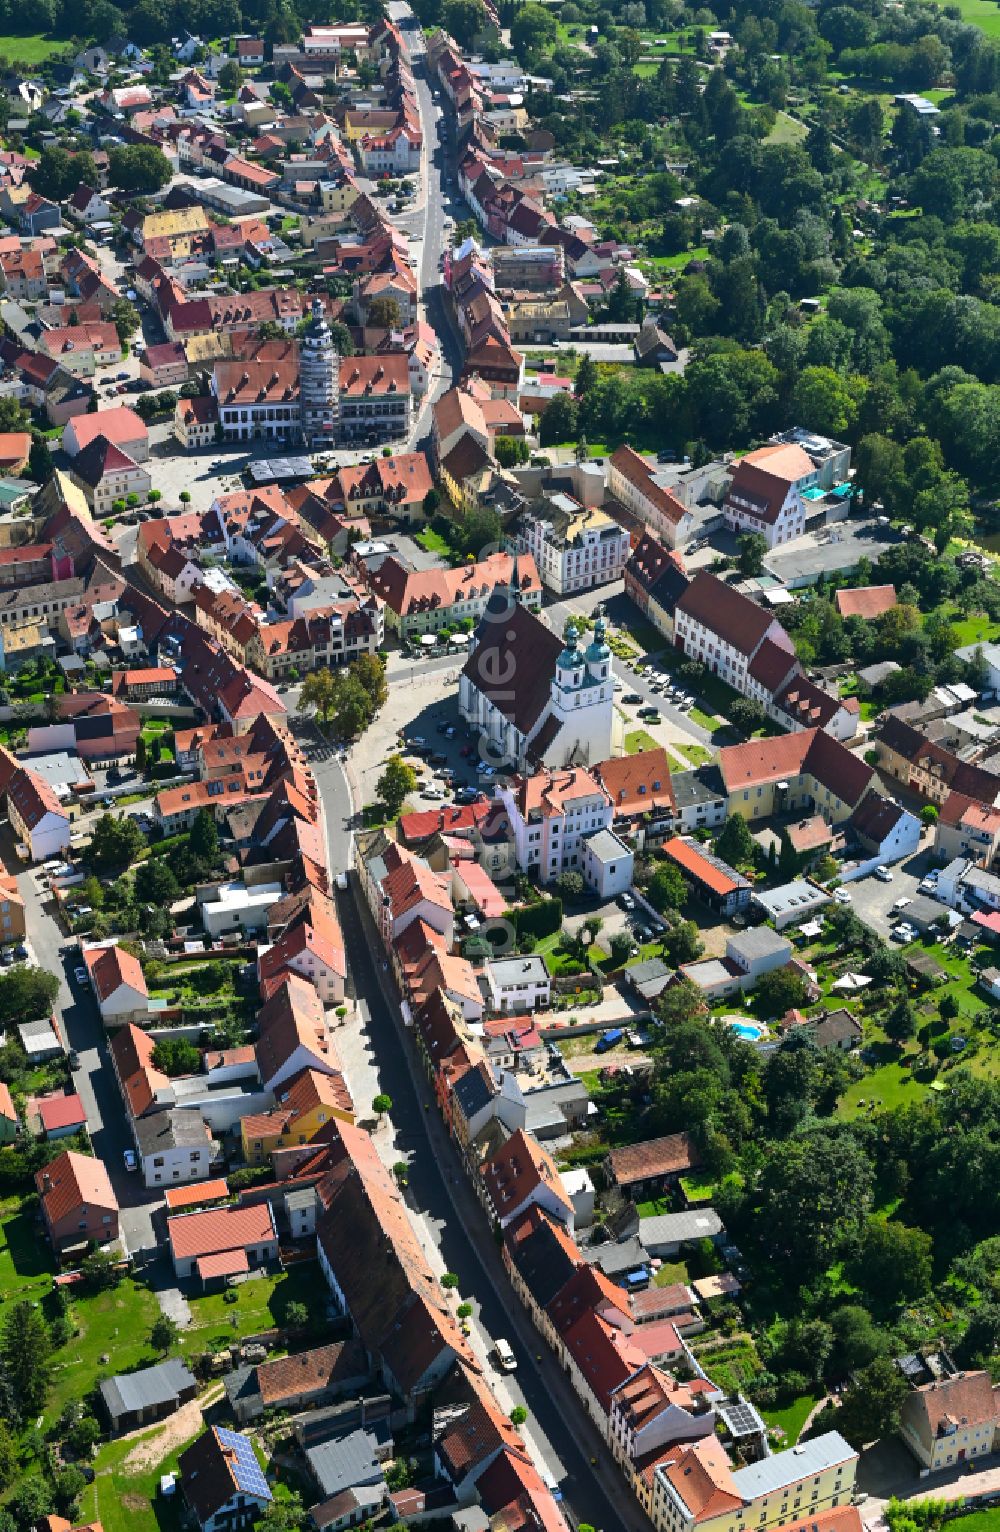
[513,499,631,595]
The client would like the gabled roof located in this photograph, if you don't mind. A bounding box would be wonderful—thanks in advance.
[608,1132,700,1188]
[835,584,896,620]
[168,1202,275,1262]
[255,972,334,1084]
[594,748,675,818]
[109,1022,168,1117]
[720,727,875,806]
[36,1149,117,1225]
[86,943,148,1004]
[676,572,775,658]
[482,1129,573,1224]
[462,595,562,737]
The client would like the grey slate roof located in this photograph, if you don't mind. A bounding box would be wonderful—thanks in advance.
[305,1426,387,1499]
[99,1357,196,1422]
[638,1209,723,1248]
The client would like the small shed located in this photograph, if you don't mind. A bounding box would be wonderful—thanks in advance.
[99,1358,198,1433]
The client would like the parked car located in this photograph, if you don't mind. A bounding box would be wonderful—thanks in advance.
[74,965,89,986]
[123,1148,138,1172]
[623,693,642,705]
[421,787,444,800]
[875,865,893,882]
[618,891,635,912]
[833,888,851,904]
[493,1338,517,1372]
[891,922,916,942]
[67,1049,80,1070]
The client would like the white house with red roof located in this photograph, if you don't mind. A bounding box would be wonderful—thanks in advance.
[257,910,346,1005]
[62,406,150,463]
[722,442,816,549]
[608,447,694,550]
[7,768,71,861]
[82,941,150,1026]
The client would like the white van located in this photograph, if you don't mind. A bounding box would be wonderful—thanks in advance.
[494,1338,516,1372]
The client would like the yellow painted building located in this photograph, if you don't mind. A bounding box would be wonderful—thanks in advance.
[141,206,210,244]
[240,1066,354,1162]
[650,1433,857,1532]
[319,177,360,214]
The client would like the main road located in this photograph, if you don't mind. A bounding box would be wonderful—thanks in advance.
[292,710,654,1532]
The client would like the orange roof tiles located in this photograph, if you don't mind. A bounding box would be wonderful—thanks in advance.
[168,1201,275,1262]
[36,1149,117,1226]
[835,584,897,620]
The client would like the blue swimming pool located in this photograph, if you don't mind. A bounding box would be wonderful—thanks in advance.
[729,1020,766,1042]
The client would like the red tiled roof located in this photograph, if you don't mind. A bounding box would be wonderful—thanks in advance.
[661,837,742,899]
[37,1093,86,1132]
[35,1149,116,1226]
[835,584,897,620]
[608,1131,700,1187]
[196,1248,249,1280]
[168,1202,275,1262]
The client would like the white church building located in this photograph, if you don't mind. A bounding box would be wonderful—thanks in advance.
[459,594,619,770]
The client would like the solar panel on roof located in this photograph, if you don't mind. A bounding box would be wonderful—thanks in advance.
[215,1428,272,1500]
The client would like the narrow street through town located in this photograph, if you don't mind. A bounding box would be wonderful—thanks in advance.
[294,718,654,1532]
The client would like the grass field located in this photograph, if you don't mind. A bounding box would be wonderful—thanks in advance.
[625,728,659,754]
[80,1409,204,1532]
[415,525,457,558]
[0,1199,53,1310]
[49,1280,162,1428]
[0,31,70,62]
[932,0,1000,35]
[837,1056,928,1117]
[949,1511,1000,1532]
[766,111,809,144]
[940,607,998,649]
[673,742,714,767]
[761,1391,822,1445]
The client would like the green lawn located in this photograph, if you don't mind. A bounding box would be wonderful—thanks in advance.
[415,525,455,557]
[49,1279,163,1428]
[643,246,710,271]
[761,1391,822,1445]
[181,1263,317,1340]
[689,705,721,733]
[653,1258,691,1287]
[679,1170,717,1204]
[0,30,70,62]
[0,1198,53,1309]
[950,1512,1000,1532]
[931,0,1000,34]
[80,1407,203,1532]
[625,728,659,754]
[837,1056,928,1118]
[766,111,809,145]
[673,742,714,767]
[940,607,997,649]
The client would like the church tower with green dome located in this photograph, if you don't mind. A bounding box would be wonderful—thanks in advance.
[548,615,614,763]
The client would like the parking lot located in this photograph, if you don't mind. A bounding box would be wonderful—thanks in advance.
[840,838,941,938]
